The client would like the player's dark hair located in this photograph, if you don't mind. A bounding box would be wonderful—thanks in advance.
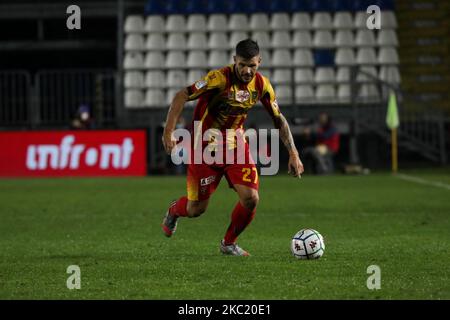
[235,39,260,60]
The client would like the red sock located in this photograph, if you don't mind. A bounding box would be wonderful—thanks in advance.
[224,202,256,245]
[169,196,188,217]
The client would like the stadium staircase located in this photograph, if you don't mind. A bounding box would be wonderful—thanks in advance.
[354,0,448,164]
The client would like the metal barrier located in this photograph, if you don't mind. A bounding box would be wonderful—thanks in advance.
[351,66,447,164]
[35,69,117,127]
[0,70,31,127]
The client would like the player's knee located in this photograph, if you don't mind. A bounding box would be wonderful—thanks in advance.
[187,202,207,217]
[241,193,259,210]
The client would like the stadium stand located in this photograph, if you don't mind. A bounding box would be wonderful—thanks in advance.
[123,0,401,107]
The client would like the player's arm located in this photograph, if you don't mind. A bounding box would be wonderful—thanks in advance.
[162,70,225,154]
[162,88,189,154]
[260,79,304,177]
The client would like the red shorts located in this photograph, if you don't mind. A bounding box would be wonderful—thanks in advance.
[187,143,259,201]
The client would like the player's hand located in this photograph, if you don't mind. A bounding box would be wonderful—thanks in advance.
[288,152,304,178]
[162,131,177,155]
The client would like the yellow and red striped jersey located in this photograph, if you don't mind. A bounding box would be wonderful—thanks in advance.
[186,64,281,148]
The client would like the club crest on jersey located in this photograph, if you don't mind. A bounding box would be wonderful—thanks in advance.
[235,90,250,103]
[195,80,207,90]
[252,91,258,101]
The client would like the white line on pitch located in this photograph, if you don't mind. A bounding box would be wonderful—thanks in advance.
[396,174,450,191]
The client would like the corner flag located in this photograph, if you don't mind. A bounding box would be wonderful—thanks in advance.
[386,90,399,173]
[386,90,399,129]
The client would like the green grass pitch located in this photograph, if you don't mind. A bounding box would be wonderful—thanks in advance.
[0,170,449,299]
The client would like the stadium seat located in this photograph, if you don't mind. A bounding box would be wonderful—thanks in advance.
[229,32,249,47]
[125,34,145,51]
[166,88,181,104]
[145,33,166,51]
[166,15,186,32]
[337,84,351,102]
[249,14,270,31]
[124,71,145,89]
[314,49,335,66]
[166,70,187,88]
[125,89,144,108]
[259,50,271,66]
[185,0,209,14]
[187,33,208,50]
[293,49,314,67]
[295,85,314,101]
[124,15,144,33]
[208,51,229,68]
[379,66,401,84]
[333,12,353,29]
[354,11,368,29]
[187,51,208,68]
[358,84,380,101]
[294,68,314,83]
[355,30,377,47]
[291,13,312,30]
[270,13,291,30]
[335,30,354,47]
[164,0,187,14]
[251,31,271,49]
[313,31,334,48]
[144,89,165,107]
[315,67,336,83]
[207,14,228,31]
[145,70,166,88]
[187,14,207,32]
[292,31,313,48]
[312,13,333,30]
[144,0,165,15]
[258,68,271,79]
[336,67,351,82]
[145,52,165,70]
[272,69,293,84]
[335,48,356,66]
[271,31,291,49]
[274,85,293,105]
[272,50,292,67]
[378,47,399,64]
[187,69,206,84]
[316,84,336,101]
[167,33,187,50]
[208,32,229,50]
[228,14,249,31]
[166,51,186,69]
[310,0,333,11]
[381,11,398,29]
[124,52,145,70]
[356,48,377,65]
[144,15,165,33]
[377,30,399,46]
[356,66,378,82]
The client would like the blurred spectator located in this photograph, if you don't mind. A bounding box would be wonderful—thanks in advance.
[71,104,94,129]
[301,112,340,174]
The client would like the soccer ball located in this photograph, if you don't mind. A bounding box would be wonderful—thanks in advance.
[291,229,325,260]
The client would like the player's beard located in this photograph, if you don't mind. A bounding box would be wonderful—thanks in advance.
[234,65,254,83]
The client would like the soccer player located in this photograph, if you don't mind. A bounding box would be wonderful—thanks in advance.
[161,39,304,256]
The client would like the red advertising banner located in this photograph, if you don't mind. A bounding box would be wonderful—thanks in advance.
[0,130,147,177]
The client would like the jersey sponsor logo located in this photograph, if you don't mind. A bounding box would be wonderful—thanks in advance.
[235,90,250,103]
[195,80,207,90]
[200,175,216,186]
